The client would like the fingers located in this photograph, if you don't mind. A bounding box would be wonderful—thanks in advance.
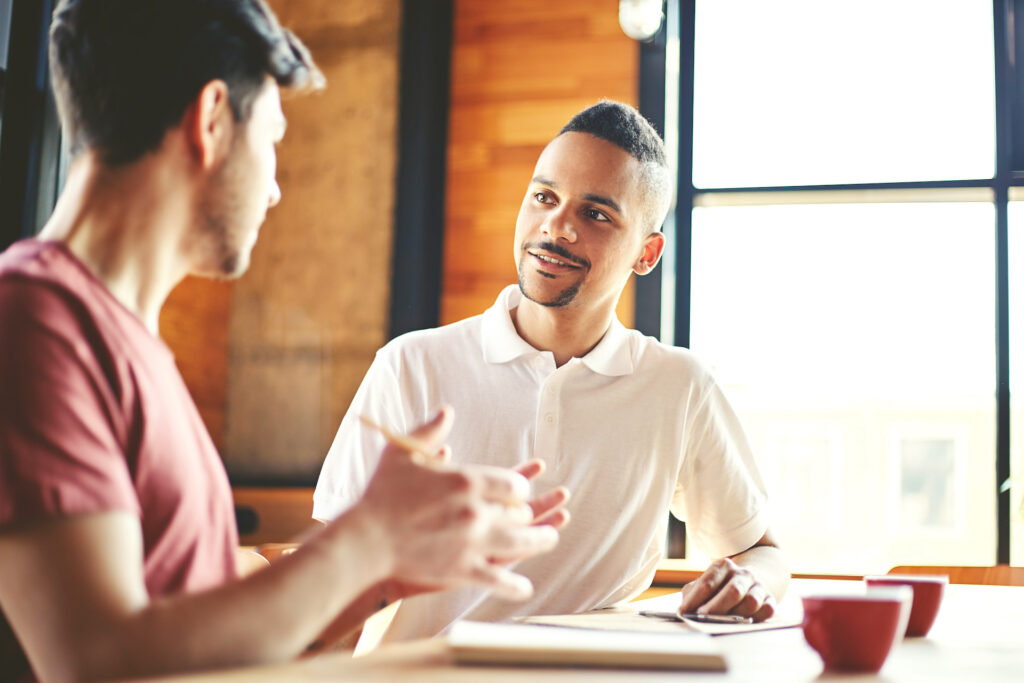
[533,506,570,530]
[366,411,568,601]
[527,486,570,524]
[392,405,454,459]
[749,593,777,622]
[470,465,531,506]
[697,572,754,615]
[514,459,546,481]
[485,513,559,557]
[678,559,733,613]
[467,563,536,601]
[678,559,775,622]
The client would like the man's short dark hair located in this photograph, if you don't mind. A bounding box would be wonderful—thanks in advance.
[559,100,673,233]
[49,0,325,165]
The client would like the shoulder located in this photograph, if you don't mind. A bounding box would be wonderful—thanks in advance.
[0,273,96,350]
[0,241,101,336]
[629,331,716,385]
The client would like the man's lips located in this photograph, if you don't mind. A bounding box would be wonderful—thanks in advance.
[529,250,582,269]
[523,242,589,271]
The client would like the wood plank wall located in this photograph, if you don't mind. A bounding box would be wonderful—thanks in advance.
[160,278,232,450]
[160,0,400,471]
[442,0,640,325]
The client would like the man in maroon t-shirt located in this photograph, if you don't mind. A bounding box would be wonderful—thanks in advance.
[0,2,569,681]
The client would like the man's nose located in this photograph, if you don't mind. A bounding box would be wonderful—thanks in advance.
[541,206,577,242]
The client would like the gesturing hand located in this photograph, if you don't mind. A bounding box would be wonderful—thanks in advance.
[357,406,561,601]
[678,557,776,622]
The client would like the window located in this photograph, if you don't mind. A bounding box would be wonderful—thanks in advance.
[893,434,960,535]
[692,1,994,188]
[0,0,13,149]
[645,0,1019,570]
[0,0,62,250]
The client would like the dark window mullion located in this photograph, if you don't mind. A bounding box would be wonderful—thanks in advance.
[660,0,697,560]
[635,15,667,340]
[995,0,1014,565]
[0,0,56,249]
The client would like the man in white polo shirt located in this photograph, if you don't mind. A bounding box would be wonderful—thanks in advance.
[314,100,789,641]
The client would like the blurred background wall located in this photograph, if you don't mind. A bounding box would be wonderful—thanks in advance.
[159,0,639,487]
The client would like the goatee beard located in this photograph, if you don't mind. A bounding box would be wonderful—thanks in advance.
[517,269,581,307]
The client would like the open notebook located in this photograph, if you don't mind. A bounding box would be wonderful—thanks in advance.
[445,620,726,671]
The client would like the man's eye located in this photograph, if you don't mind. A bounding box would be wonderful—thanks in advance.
[534,192,553,204]
[587,209,610,222]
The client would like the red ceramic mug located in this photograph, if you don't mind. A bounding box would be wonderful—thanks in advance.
[864,574,947,637]
[801,586,912,673]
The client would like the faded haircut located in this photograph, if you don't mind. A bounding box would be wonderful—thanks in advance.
[559,100,673,233]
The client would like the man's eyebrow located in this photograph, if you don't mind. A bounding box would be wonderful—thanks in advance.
[531,177,622,214]
[583,193,621,214]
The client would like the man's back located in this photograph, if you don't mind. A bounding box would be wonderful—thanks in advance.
[0,239,238,596]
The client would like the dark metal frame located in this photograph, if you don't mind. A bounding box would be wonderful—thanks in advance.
[634,21,667,339]
[387,0,453,340]
[643,0,1020,563]
[0,0,60,250]
[995,0,1013,565]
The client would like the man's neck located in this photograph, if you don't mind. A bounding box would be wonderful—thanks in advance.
[37,150,195,335]
[510,295,616,367]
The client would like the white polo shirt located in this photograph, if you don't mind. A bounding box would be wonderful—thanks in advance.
[313,285,769,641]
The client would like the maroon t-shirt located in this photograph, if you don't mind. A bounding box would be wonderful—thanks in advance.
[0,239,238,670]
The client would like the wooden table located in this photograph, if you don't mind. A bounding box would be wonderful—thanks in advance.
[161,579,1024,682]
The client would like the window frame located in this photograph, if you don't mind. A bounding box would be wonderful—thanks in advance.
[638,0,1018,563]
[0,0,62,251]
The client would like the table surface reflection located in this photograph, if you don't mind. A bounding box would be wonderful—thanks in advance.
[155,579,1024,682]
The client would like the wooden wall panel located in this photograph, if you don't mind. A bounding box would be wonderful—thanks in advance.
[223,0,400,482]
[159,277,232,450]
[442,0,640,325]
[160,0,400,481]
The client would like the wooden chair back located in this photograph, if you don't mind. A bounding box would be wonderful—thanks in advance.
[888,564,1024,586]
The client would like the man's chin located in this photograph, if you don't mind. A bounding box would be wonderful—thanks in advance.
[518,276,580,308]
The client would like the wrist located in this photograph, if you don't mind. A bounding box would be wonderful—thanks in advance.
[339,499,395,585]
[322,500,394,585]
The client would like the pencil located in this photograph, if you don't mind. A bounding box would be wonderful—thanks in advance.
[358,414,440,464]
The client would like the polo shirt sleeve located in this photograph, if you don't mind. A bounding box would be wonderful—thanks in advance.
[313,345,407,521]
[0,279,140,529]
[671,372,770,559]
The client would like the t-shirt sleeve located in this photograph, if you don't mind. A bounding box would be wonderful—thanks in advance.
[312,346,406,521]
[671,369,770,559]
[0,279,140,528]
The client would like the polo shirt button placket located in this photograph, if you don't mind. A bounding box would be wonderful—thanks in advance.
[535,369,560,467]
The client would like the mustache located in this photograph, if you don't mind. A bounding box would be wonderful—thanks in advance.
[523,241,590,270]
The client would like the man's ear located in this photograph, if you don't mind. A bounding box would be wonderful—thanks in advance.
[183,79,233,170]
[633,231,666,275]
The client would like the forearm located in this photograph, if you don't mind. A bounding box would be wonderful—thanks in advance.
[78,506,390,680]
[731,543,790,602]
[304,581,391,654]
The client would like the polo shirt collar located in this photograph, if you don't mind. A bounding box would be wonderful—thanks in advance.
[481,285,636,377]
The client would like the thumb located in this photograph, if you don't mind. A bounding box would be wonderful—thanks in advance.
[404,405,455,455]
